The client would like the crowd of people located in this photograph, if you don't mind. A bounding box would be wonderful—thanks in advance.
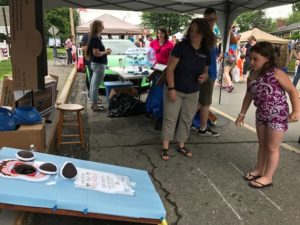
[78,8,300,189]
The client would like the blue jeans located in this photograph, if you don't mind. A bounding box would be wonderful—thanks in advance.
[293,66,300,87]
[90,62,105,104]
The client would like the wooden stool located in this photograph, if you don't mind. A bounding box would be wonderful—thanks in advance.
[57,104,85,149]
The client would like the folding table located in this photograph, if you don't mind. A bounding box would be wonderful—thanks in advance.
[110,67,151,100]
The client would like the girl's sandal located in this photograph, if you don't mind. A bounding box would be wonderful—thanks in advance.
[161,149,169,161]
[243,172,261,181]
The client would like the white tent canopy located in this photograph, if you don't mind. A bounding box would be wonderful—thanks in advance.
[240,28,288,45]
[76,14,142,35]
[43,0,298,40]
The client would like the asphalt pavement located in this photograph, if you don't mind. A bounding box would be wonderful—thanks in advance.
[2,62,300,225]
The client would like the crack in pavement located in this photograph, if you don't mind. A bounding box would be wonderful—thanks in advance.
[138,149,181,225]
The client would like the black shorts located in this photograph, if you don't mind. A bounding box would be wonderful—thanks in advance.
[243,58,251,75]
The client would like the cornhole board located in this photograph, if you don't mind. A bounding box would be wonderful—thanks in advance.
[0,147,166,224]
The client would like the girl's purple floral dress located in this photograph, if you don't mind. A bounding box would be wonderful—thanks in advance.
[248,68,289,131]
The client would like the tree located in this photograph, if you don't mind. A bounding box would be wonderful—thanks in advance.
[0,0,8,5]
[286,11,300,25]
[44,8,79,43]
[235,10,275,33]
[292,3,300,12]
[141,12,193,35]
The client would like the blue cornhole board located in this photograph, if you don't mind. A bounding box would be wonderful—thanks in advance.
[0,147,166,224]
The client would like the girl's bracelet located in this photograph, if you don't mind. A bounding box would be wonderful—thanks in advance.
[238,113,245,117]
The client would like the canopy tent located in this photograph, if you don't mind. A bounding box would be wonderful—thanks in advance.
[240,28,288,44]
[43,0,298,103]
[43,0,298,40]
[76,14,142,35]
[240,28,289,69]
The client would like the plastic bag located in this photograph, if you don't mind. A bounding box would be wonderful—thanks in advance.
[231,66,240,82]
[0,107,16,131]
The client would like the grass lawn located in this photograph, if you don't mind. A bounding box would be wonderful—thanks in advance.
[0,60,12,81]
[287,58,296,73]
[47,47,65,60]
[0,48,66,81]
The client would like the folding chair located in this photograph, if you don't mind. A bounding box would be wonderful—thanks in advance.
[53,46,67,66]
[85,65,91,83]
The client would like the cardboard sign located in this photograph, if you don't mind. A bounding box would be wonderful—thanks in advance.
[9,0,47,90]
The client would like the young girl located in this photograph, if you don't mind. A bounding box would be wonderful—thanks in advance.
[222,30,238,93]
[235,41,300,189]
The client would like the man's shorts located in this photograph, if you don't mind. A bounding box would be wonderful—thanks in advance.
[199,77,214,105]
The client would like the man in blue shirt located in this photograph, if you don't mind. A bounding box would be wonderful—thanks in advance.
[197,8,220,137]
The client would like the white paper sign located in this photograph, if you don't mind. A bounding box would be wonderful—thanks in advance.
[153,63,167,71]
[74,168,135,196]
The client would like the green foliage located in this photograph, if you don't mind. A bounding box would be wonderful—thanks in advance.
[286,11,300,25]
[0,0,8,6]
[0,33,7,42]
[235,10,275,32]
[287,58,296,72]
[47,47,65,60]
[290,31,300,40]
[141,12,193,35]
[44,8,79,43]
[0,60,12,80]
[292,3,300,12]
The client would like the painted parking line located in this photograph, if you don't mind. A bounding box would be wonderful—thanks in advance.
[196,168,243,222]
[228,162,283,211]
[210,107,300,154]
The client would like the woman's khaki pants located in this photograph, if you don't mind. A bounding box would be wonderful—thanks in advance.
[162,87,199,143]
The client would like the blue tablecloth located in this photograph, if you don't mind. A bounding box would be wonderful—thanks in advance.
[0,147,166,221]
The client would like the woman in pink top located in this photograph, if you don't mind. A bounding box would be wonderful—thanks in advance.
[150,28,174,65]
[146,27,174,130]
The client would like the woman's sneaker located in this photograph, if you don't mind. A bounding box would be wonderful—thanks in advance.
[198,127,220,137]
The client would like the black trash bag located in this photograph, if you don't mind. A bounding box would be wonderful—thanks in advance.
[108,93,145,118]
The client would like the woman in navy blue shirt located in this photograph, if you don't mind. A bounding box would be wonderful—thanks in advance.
[161,18,214,160]
[86,20,112,111]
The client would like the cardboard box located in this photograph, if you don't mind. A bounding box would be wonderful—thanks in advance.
[0,75,58,115]
[9,0,47,90]
[0,122,45,152]
[0,76,14,107]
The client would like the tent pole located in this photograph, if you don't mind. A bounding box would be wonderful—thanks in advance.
[218,0,231,104]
